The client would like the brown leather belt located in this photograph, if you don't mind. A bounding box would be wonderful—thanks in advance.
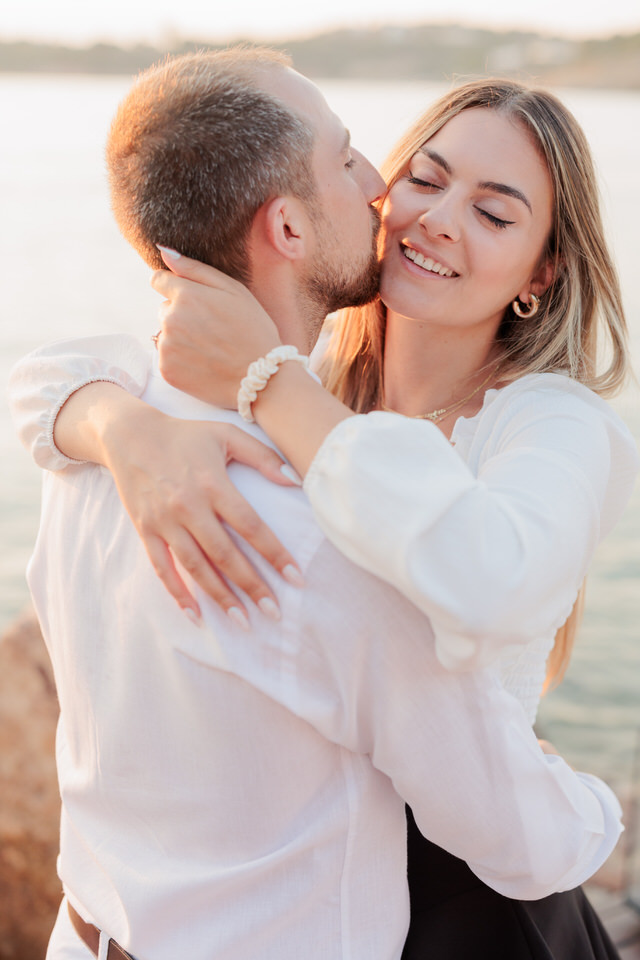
[68,902,137,960]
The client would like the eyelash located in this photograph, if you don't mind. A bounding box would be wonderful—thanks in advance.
[478,210,513,230]
[345,157,356,169]
[407,175,440,190]
[407,174,514,229]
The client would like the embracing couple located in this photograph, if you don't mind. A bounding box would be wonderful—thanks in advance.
[9,46,638,960]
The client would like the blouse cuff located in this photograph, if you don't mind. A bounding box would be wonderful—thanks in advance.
[41,377,133,469]
[8,334,151,472]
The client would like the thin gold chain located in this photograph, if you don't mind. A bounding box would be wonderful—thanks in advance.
[381,364,499,424]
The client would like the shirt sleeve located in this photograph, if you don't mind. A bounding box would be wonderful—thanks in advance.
[292,540,623,900]
[303,380,639,670]
[7,335,152,471]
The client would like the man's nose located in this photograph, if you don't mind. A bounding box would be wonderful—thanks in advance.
[354,150,386,203]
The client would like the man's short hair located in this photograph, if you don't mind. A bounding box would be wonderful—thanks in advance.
[107,48,316,283]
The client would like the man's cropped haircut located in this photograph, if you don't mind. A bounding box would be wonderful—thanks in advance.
[106,48,316,283]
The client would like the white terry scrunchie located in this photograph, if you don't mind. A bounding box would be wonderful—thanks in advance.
[237,346,310,423]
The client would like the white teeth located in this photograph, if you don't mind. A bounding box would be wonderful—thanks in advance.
[403,247,454,277]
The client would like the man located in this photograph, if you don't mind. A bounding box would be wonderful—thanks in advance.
[14,49,620,960]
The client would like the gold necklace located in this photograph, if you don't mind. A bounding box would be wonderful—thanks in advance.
[381,365,498,424]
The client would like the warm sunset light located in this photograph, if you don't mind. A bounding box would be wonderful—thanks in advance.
[1,0,639,45]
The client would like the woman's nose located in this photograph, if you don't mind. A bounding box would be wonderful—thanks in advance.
[418,198,460,242]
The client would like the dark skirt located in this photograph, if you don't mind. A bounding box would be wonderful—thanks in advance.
[402,807,620,960]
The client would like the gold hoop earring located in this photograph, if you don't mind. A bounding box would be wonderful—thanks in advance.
[512,294,540,319]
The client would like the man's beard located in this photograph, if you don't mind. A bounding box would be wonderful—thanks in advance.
[303,207,381,318]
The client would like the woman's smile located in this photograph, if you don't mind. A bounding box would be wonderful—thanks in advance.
[400,243,459,278]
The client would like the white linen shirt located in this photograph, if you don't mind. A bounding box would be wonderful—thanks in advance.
[10,341,626,960]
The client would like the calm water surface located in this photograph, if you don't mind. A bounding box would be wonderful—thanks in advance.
[0,75,638,801]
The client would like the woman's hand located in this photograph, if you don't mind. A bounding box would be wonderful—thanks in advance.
[149,247,354,480]
[151,248,283,408]
[101,403,304,626]
[57,381,304,626]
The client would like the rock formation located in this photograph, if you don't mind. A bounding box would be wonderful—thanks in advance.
[0,609,60,960]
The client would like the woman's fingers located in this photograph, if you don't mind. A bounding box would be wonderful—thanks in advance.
[155,247,243,293]
[142,479,303,623]
[145,523,256,629]
[154,506,289,624]
[223,424,303,487]
[178,516,283,622]
[151,270,196,300]
[164,523,265,628]
[143,533,202,623]
[201,479,304,592]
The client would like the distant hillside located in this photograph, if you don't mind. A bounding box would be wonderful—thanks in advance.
[1,25,639,88]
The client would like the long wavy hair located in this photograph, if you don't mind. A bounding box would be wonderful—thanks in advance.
[319,78,631,688]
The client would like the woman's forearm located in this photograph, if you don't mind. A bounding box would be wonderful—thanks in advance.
[54,381,151,465]
[250,362,354,477]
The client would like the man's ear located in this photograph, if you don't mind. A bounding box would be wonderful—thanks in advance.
[263,196,310,262]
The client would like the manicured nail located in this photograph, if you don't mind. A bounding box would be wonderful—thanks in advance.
[227,606,250,630]
[280,464,303,486]
[282,564,305,588]
[156,244,182,260]
[258,597,281,622]
[183,607,203,627]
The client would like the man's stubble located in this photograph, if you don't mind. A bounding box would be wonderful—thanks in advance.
[301,206,382,344]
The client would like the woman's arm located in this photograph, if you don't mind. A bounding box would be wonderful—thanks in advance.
[8,335,305,622]
[302,392,638,669]
[151,253,639,669]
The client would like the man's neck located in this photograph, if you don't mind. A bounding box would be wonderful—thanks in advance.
[250,282,324,356]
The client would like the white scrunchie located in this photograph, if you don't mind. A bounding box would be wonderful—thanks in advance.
[237,346,310,422]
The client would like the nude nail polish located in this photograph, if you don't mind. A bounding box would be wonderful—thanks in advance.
[258,597,281,622]
[183,607,203,628]
[156,243,182,260]
[280,464,303,486]
[227,606,250,630]
[282,564,305,588]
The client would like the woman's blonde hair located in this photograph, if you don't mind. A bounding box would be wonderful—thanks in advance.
[319,78,631,686]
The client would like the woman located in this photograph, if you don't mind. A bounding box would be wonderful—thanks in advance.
[10,80,638,958]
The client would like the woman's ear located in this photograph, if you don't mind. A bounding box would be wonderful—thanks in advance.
[526,256,556,300]
[263,196,309,262]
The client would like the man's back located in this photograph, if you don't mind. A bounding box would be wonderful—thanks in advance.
[29,358,622,960]
[30,365,416,959]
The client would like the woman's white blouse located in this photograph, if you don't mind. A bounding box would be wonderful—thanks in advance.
[304,376,638,684]
[8,336,639,720]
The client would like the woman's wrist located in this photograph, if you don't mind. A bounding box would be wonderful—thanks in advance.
[250,361,354,478]
[54,381,154,467]
[237,346,310,423]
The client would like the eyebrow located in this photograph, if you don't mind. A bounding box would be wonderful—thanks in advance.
[478,180,532,213]
[419,147,533,213]
[420,148,451,175]
[342,128,351,153]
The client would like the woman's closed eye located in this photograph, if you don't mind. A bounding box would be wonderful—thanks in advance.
[475,207,514,229]
[407,173,442,191]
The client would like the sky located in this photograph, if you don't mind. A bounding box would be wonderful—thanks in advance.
[2,0,639,46]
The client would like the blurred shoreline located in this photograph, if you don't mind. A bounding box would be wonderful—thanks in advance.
[1,25,640,88]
